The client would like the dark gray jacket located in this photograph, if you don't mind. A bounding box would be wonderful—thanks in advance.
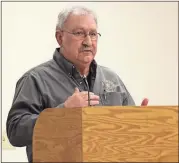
[6,48,135,162]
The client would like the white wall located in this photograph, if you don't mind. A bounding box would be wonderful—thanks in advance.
[2,2,178,162]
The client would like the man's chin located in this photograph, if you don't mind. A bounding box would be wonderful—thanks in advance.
[83,56,94,63]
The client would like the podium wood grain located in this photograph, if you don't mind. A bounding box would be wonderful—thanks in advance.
[83,106,178,162]
[33,108,82,162]
[33,106,178,162]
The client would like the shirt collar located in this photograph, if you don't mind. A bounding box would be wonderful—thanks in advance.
[53,48,97,79]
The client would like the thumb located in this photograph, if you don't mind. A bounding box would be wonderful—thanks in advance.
[74,87,80,93]
[141,98,149,106]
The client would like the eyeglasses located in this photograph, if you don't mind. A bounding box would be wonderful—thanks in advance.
[61,29,101,40]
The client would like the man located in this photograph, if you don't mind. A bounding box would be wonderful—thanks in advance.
[6,6,148,162]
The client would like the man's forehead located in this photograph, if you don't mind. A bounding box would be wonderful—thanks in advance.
[64,14,97,30]
[72,26,97,31]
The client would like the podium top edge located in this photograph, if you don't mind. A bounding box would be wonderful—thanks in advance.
[44,105,178,111]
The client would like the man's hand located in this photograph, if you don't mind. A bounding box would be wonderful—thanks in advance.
[64,88,100,108]
[141,98,149,106]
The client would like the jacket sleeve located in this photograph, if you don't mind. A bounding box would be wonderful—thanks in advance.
[116,76,136,106]
[6,73,44,147]
[122,84,136,106]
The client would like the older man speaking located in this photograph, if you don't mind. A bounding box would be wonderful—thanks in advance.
[6,6,148,162]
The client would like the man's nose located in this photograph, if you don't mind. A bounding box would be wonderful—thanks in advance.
[82,35,92,46]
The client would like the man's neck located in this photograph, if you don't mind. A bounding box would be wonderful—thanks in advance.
[76,66,89,77]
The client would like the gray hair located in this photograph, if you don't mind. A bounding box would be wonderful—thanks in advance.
[56,6,98,30]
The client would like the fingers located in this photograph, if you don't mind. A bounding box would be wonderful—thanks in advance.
[74,87,80,93]
[81,94,99,101]
[74,88,94,95]
[89,94,100,100]
[86,100,100,106]
[79,93,100,106]
[141,98,149,106]
[80,91,94,95]
[73,88,100,106]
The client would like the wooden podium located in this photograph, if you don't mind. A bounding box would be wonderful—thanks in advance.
[32,106,178,162]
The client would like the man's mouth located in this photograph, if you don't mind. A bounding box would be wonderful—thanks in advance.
[83,50,92,53]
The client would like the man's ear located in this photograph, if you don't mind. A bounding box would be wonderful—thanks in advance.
[55,30,63,46]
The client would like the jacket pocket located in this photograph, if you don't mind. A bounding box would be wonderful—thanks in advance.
[100,92,126,106]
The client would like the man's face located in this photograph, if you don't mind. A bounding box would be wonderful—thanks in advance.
[56,14,98,68]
